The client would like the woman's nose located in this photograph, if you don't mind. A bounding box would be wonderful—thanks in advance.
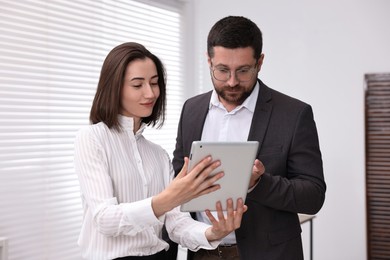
[143,84,156,98]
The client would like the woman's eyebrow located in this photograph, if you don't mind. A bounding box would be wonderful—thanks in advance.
[130,77,144,81]
[130,75,158,81]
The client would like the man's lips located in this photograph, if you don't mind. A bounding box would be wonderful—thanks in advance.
[225,89,240,94]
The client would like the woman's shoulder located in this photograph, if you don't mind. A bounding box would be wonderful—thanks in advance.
[75,122,111,142]
[77,122,107,134]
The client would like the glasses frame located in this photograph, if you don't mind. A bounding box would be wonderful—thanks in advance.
[210,62,258,82]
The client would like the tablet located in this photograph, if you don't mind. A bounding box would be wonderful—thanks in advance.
[180,141,259,212]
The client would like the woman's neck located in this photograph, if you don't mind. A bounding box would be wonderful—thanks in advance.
[132,118,141,133]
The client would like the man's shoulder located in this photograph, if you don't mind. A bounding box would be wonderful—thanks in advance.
[263,84,309,108]
[184,91,212,106]
[187,91,212,101]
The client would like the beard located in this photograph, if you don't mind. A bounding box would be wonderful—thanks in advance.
[214,84,254,106]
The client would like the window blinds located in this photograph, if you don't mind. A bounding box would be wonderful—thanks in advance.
[0,1,183,259]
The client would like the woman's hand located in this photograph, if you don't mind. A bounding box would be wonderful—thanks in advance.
[152,156,224,217]
[204,198,247,241]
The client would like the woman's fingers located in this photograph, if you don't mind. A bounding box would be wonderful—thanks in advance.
[232,198,246,228]
[204,198,247,241]
[193,182,221,198]
[225,198,234,226]
[169,156,226,207]
[185,156,224,192]
[187,156,219,179]
[216,200,226,222]
[176,157,190,179]
[186,156,212,177]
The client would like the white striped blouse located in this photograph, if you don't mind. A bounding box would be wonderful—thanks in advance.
[74,115,217,260]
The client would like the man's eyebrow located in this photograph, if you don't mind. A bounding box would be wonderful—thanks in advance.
[214,64,252,69]
[213,64,229,68]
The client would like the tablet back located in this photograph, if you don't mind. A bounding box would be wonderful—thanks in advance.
[180,141,259,212]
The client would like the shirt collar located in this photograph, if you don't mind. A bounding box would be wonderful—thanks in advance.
[209,81,260,113]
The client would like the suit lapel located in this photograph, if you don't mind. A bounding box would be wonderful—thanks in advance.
[248,80,273,152]
[193,92,211,139]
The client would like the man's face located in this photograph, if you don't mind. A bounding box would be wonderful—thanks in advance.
[208,46,263,111]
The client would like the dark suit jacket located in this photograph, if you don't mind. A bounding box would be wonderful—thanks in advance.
[172,80,326,260]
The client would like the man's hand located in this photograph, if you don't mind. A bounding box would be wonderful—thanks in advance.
[248,159,265,188]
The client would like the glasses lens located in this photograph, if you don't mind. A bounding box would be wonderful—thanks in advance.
[213,69,230,81]
[211,66,256,82]
[236,68,255,82]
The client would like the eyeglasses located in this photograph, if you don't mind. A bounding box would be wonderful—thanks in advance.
[210,64,258,82]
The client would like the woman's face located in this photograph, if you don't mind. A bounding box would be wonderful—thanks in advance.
[120,58,160,122]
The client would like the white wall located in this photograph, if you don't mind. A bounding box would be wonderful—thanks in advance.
[182,0,390,259]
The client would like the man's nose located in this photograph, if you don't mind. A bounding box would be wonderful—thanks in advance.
[226,72,239,87]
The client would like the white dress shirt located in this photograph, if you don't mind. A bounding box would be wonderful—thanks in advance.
[74,115,218,260]
[197,82,259,245]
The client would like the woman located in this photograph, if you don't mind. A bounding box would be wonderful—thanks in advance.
[74,42,246,260]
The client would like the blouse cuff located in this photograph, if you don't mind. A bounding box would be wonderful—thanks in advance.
[184,222,221,251]
[120,197,163,227]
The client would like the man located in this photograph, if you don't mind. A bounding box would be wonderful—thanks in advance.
[172,16,326,260]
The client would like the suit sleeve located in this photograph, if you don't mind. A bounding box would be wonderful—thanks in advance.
[172,92,211,177]
[172,100,187,176]
[250,105,326,215]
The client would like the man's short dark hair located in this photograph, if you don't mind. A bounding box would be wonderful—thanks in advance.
[207,16,263,61]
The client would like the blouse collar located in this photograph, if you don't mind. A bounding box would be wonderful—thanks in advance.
[117,114,146,137]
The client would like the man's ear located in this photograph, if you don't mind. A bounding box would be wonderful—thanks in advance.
[257,53,265,72]
[206,52,211,67]
[258,53,264,66]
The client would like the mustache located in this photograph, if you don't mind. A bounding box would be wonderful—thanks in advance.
[221,84,242,90]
